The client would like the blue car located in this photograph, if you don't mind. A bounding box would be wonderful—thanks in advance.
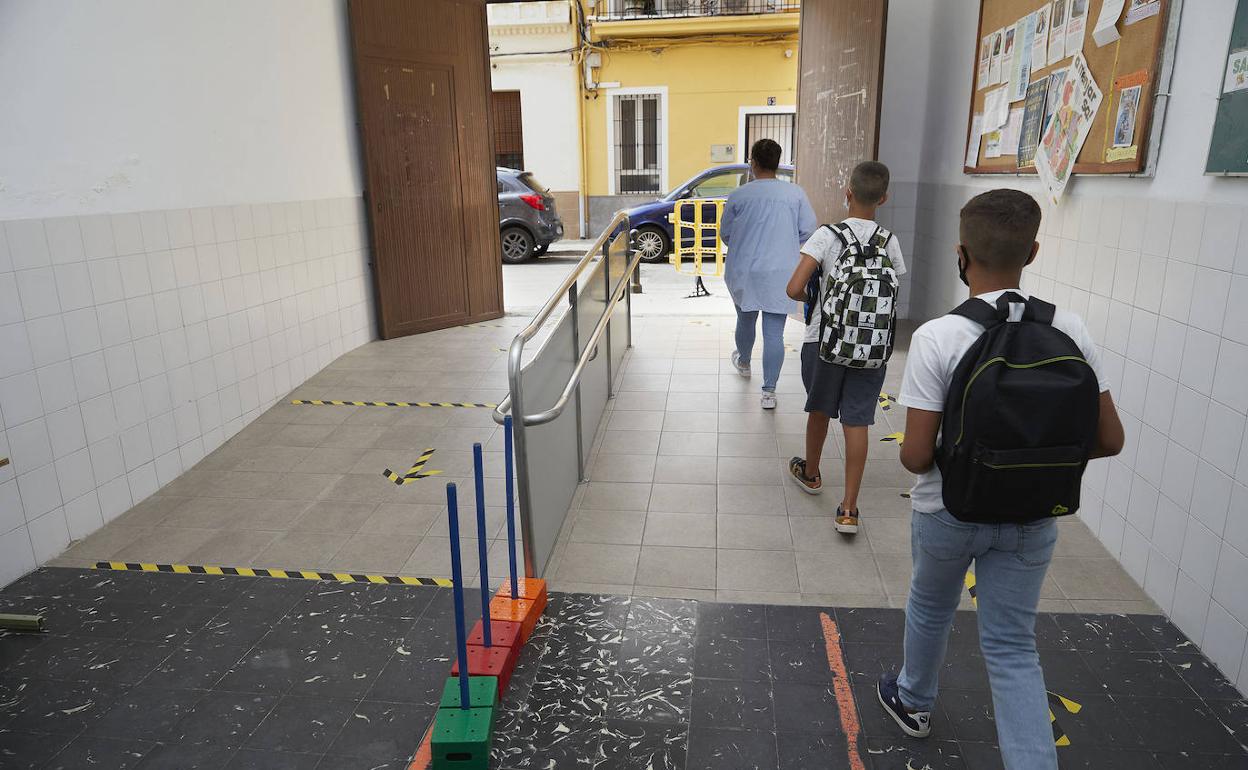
[624,163,796,263]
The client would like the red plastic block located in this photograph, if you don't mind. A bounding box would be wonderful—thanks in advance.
[497,577,547,604]
[467,618,522,649]
[489,595,544,643]
[451,644,517,694]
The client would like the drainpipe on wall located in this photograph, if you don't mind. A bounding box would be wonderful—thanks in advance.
[574,0,592,239]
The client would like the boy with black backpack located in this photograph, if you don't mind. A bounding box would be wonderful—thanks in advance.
[876,190,1124,769]
[785,161,905,534]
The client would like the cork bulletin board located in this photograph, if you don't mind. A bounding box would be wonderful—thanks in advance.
[964,0,1178,176]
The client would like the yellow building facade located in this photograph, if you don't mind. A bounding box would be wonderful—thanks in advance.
[579,1,800,230]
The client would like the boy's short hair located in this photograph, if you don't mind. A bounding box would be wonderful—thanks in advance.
[959,189,1042,271]
[750,139,782,172]
[849,161,890,205]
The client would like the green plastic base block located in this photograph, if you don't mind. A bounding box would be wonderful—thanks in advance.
[439,676,498,709]
[431,704,496,770]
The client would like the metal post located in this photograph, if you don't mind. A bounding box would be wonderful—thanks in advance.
[503,415,518,599]
[569,285,585,480]
[446,483,471,710]
[603,238,614,399]
[626,257,634,349]
[507,355,538,579]
[472,443,491,648]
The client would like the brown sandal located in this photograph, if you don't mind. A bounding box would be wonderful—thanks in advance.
[788,457,822,495]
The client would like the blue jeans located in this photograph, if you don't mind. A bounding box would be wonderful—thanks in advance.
[899,508,1059,770]
[734,307,786,391]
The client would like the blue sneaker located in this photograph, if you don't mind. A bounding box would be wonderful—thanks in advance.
[877,673,931,738]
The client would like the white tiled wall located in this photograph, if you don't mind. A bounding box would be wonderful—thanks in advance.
[0,198,374,584]
[907,183,1248,694]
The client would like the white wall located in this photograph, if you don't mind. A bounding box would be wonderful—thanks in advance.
[892,0,1248,692]
[0,0,363,219]
[488,1,582,195]
[0,1,375,585]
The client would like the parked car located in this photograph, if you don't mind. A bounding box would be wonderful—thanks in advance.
[623,163,796,263]
[498,167,564,263]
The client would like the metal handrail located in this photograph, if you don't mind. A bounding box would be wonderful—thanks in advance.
[492,210,632,427]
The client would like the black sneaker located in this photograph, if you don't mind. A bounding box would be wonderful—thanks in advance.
[877,673,931,738]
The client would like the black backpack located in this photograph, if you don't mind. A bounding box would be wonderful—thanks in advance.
[936,293,1100,524]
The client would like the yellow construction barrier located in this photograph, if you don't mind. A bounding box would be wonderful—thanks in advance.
[668,198,726,277]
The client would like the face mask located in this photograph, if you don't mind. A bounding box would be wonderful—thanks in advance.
[957,247,970,287]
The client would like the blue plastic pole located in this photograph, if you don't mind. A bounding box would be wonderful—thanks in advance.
[504,415,518,599]
[446,483,471,710]
[472,442,492,648]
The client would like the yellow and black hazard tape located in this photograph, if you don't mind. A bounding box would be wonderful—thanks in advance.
[965,570,978,607]
[1048,691,1082,747]
[383,448,441,485]
[878,391,894,411]
[880,431,905,446]
[291,399,497,408]
[94,561,453,587]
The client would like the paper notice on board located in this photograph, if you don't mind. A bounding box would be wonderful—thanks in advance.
[1110,69,1149,155]
[1002,108,1026,156]
[984,86,1010,131]
[1018,77,1051,167]
[1225,49,1248,94]
[985,130,1004,159]
[978,35,992,88]
[1034,52,1103,204]
[1011,13,1036,103]
[1043,67,1068,134]
[1032,5,1052,74]
[989,28,1006,84]
[1093,0,1126,47]
[1125,0,1161,24]
[1049,0,1071,66]
[1002,24,1019,90]
[1066,0,1089,58]
[967,114,984,168]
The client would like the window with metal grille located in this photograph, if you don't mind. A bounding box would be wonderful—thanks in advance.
[614,93,663,194]
[491,90,524,170]
[745,111,797,165]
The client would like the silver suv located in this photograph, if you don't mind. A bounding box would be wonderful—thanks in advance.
[498,167,564,263]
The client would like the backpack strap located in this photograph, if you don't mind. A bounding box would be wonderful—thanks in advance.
[950,292,1056,330]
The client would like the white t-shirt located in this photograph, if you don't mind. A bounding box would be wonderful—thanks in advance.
[799,218,907,343]
[898,290,1111,514]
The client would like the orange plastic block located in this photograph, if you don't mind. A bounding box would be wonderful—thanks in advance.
[451,644,517,694]
[467,618,522,649]
[489,595,543,643]
[497,577,547,604]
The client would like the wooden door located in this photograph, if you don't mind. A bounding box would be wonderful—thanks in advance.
[348,0,503,338]
[795,0,889,224]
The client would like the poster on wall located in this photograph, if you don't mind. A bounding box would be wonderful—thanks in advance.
[979,34,993,87]
[985,129,1004,158]
[1125,0,1162,24]
[1011,12,1037,102]
[1034,52,1103,203]
[1225,48,1248,93]
[1043,67,1069,133]
[984,86,1011,131]
[1066,0,1089,58]
[1032,5,1052,73]
[1106,69,1149,161]
[1002,24,1018,88]
[989,27,1006,84]
[1018,76,1051,167]
[1049,0,1071,65]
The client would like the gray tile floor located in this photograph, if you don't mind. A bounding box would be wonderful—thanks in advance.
[50,265,1157,613]
[541,315,1157,612]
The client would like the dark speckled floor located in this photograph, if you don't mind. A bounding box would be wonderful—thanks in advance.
[1,569,1246,769]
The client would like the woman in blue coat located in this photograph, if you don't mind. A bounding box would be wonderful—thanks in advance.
[719,139,817,409]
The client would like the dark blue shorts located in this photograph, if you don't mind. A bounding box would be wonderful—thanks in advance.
[800,342,887,426]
